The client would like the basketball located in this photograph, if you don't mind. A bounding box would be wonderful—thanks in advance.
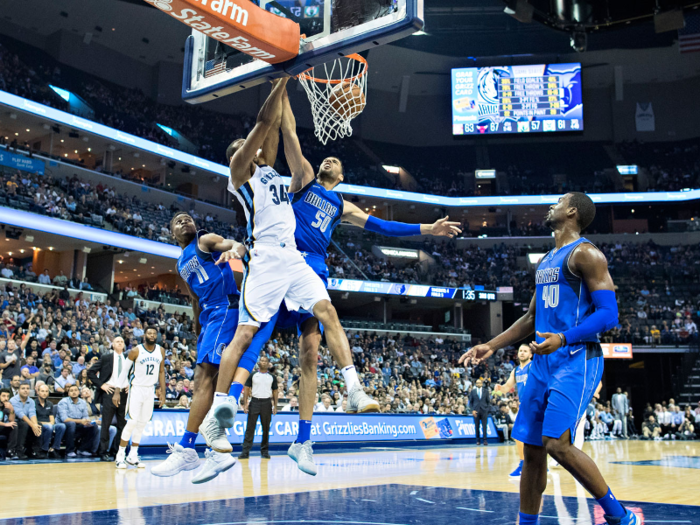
[328,82,366,120]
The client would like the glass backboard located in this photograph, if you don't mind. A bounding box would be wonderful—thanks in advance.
[182,0,423,104]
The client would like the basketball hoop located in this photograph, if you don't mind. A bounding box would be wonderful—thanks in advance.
[297,54,368,145]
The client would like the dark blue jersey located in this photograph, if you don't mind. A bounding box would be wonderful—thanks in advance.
[177,231,239,313]
[290,179,344,261]
[515,361,532,398]
[534,237,598,345]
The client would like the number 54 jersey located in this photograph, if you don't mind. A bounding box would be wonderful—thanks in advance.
[534,237,598,345]
[230,164,296,248]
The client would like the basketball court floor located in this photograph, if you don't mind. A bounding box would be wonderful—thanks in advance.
[3,441,699,524]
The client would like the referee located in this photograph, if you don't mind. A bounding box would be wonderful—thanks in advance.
[239,356,278,459]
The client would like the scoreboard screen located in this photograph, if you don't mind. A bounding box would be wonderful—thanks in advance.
[451,63,583,135]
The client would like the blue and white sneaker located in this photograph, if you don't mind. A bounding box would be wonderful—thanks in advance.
[604,509,641,525]
[509,460,523,477]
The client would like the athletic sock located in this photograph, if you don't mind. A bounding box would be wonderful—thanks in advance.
[297,420,312,443]
[341,365,360,390]
[519,512,539,525]
[212,392,229,408]
[117,445,126,457]
[596,487,626,517]
[180,431,198,449]
[130,445,139,457]
[228,382,244,401]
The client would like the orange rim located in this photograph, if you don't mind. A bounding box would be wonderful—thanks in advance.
[297,53,368,85]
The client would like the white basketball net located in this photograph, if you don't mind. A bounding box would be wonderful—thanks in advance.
[298,54,368,145]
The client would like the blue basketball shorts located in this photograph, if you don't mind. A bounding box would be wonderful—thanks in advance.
[512,342,604,446]
[197,307,278,366]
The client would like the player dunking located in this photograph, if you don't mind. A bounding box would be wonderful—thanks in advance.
[494,344,532,478]
[276,85,461,475]
[112,326,164,468]
[460,192,640,525]
[151,213,277,483]
[199,78,377,454]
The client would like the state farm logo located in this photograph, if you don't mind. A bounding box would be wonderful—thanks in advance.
[145,0,173,11]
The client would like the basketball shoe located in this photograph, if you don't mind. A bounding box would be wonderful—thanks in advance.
[288,440,317,476]
[346,385,380,413]
[200,396,238,453]
[192,449,236,484]
[151,443,200,477]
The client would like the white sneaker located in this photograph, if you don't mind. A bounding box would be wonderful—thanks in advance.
[191,449,236,484]
[79,451,93,457]
[199,397,237,453]
[288,440,317,476]
[346,385,380,414]
[116,455,127,469]
[126,454,145,468]
[66,451,77,458]
[151,443,200,477]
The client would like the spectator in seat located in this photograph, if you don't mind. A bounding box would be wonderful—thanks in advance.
[164,377,178,401]
[642,415,661,440]
[0,388,17,460]
[37,270,51,285]
[9,382,40,459]
[57,384,98,457]
[81,387,116,453]
[35,384,64,459]
[314,394,333,412]
[676,416,696,441]
[282,396,299,412]
[8,375,21,398]
[54,367,76,394]
[670,406,684,437]
[20,356,40,378]
[79,278,93,291]
[52,270,68,288]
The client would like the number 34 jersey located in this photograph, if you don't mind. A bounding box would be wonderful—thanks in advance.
[230,165,296,248]
[534,237,598,345]
[290,179,344,262]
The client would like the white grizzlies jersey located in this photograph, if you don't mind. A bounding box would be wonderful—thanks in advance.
[229,164,296,248]
[130,344,163,387]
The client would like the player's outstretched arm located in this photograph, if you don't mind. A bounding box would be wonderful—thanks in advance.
[342,201,461,237]
[281,87,314,193]
[459,293,537,365]
[531,244,618,355]
[259,88,283,169]
[495,369,516,393]
[230,78,289,189]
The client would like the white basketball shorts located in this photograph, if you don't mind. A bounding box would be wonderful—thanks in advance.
[239,244,330,327]
[126,385,156,423]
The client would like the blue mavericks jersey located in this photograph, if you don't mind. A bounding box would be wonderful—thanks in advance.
[515,361,531,397]
[177,231,239,311]
[291,179,344,259]
[534,237,597,344]
[290,179,344,283]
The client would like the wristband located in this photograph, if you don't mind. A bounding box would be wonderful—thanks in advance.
[557,333,565,348]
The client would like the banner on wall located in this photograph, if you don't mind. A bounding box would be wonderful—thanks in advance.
[601,343,633,359]
[635,102,655,132]
[0,150,45,175]
[138,411,499,446]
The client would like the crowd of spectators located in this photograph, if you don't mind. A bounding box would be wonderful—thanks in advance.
[638,399,700,441]
[2,39,699,200]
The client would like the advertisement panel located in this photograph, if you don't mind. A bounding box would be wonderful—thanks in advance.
[327,278,497,301]
[139,412,499,446]
[0,150,45,175]
[601,343,633,359]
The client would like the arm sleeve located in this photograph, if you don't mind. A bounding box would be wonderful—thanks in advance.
[563,289,619,345]
[364,215,422,237]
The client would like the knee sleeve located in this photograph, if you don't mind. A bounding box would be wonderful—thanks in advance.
[122,419,137,442]
[131,421,147,444]
[238,347,259,373]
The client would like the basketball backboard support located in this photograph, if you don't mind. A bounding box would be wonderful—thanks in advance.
[182,0,424,104]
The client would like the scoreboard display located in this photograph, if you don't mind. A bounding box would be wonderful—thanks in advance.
[451,63,583,136]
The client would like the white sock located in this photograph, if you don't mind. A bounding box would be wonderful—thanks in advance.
[130,445,139,456]
[117,446,126,457]
[212,392,228,409]
[342,365,360,390]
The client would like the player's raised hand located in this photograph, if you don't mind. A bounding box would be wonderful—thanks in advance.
[428,216,462,238]
[458,344,494,366]
[529,331,563,355]
[215,243,247,265]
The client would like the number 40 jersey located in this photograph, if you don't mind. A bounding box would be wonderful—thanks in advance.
[290,178,344,283]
